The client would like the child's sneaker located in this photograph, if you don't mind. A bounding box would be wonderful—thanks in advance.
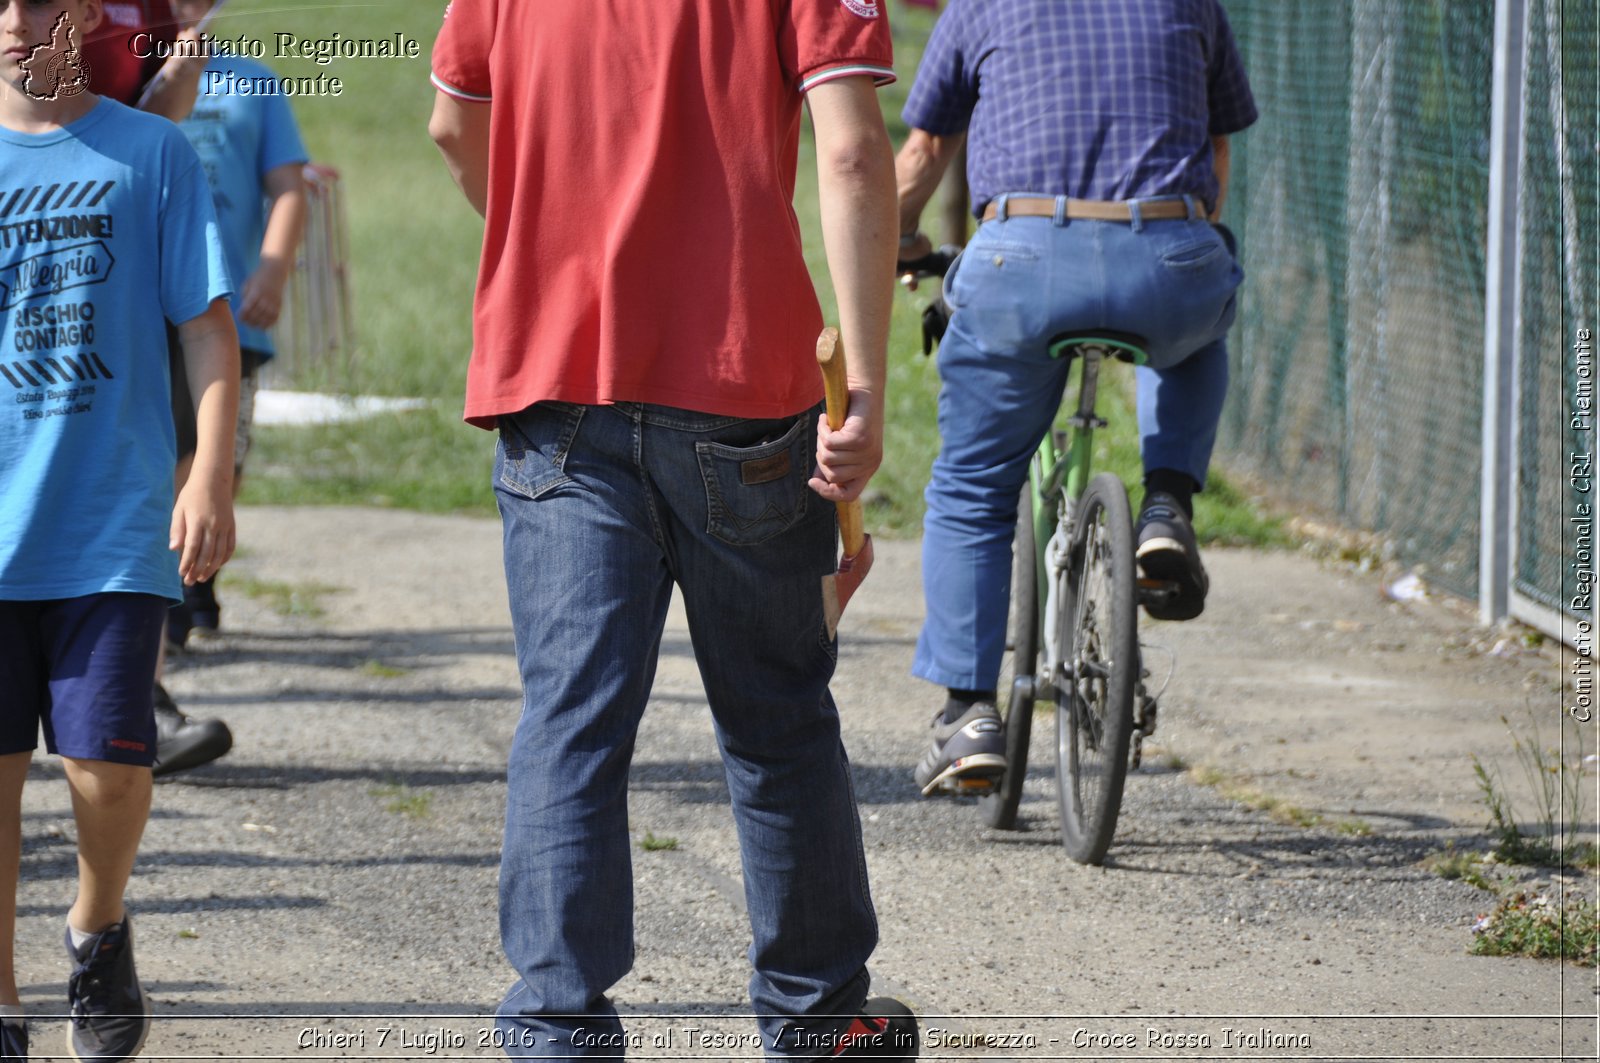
[1,1018,25,1060]
[65,919,150,1062]
[829,998,917,1060]
[184,577,221,637]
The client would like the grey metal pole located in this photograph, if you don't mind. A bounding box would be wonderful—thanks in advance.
[1478,0,1527,625]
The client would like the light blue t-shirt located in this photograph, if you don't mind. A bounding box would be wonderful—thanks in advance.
[0,99,231,602]
[181,56,308,358]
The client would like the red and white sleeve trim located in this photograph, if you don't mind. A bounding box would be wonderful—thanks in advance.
[431,72,492,102]
[799,63,897,94]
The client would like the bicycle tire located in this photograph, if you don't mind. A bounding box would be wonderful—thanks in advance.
[1055,472,1137,865]
[980,485,1038,830]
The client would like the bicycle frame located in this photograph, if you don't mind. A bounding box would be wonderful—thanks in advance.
[1030,339,1147,700]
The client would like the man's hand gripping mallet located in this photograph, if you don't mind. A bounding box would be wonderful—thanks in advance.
[817,327,875,638]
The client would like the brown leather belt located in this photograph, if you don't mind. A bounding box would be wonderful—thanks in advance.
[980,196,1194,223]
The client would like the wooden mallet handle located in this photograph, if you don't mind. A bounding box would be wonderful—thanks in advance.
[816,328,866,557]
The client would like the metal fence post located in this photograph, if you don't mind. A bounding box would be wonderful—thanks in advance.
[1478,0,1527,625]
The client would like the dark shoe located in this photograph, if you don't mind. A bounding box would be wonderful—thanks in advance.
[1,1019,26,1060]
[1135,492,1209,621]
[164,598,192,654]
[152,684,232,777]
[912,702,1006,795]
[65,919,150,1062]
[185,577,220,636]
[829,998,918,1060]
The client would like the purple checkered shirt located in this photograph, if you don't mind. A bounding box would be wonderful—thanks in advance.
[903,0,1258,217]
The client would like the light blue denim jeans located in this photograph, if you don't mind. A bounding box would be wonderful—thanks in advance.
[492,400,877,1058]
[914,196,1241,691]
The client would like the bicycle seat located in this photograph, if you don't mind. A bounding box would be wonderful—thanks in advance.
[1047,330,1149,364]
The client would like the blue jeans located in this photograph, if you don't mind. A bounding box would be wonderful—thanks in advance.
[493,401,877,1058]
[914,197,1241,691]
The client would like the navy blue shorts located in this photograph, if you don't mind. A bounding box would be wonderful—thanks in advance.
[0,594,165,766]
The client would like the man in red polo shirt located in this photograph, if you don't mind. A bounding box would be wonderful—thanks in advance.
[81,0,207,119]
[430,1,911,1058]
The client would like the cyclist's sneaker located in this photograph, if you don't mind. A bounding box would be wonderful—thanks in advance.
[1135,492,1209,621]
[827,998,918,1060]
[65,919,150,1062]
[1,1018,26,1060]
[152,684,233,778]
[185,577,221,637]
[913,703,1006,795]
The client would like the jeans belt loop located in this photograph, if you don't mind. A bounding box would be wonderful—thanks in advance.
[1053,195,1069,226]
[1128,199,1145,232]
[995,194,1010,222]
[1182,193,1199,220]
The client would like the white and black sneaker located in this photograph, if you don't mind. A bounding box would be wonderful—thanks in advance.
[913,703,1006,795]
[1135,492,1209,621]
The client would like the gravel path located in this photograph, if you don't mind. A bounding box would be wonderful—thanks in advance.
[14,506,1596,1060]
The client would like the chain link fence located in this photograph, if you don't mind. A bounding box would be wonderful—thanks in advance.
[1218,0,1596,637]
[1512,0,1597,627]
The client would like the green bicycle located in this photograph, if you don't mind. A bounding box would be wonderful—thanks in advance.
[906,254,1171,866]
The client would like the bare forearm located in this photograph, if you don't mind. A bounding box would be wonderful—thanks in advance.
[813,90,897,405]
[179,303,240,490]
[1210,135,1231,221]
[429,94,490,218]
[138,50,205,121]
[260,187,307,272]
[895,128,963,239]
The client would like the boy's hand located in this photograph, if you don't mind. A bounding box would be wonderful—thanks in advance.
[171,474,235,585]
[808,389,883,505]
[239,261,290,329]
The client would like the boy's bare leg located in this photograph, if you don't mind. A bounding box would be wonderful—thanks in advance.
[61,760,151,934]
[0,753,30,1005]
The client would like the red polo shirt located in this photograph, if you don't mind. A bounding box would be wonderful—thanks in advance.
[431,0,894,428]
[82,0,175,107]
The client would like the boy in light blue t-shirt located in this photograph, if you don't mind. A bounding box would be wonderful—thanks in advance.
[0,1,239,1057]
[156,0,308,772]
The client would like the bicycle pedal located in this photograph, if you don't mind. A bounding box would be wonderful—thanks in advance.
[1137,578,1180,604]
[937,776,1000,796]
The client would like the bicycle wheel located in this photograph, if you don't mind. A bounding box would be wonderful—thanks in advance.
[1055,472,1137,865]
[980,485,1038,830]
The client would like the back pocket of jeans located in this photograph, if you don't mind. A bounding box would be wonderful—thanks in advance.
[497,404,584,500]
[1159,231,1227,272]
[695,415,811,546]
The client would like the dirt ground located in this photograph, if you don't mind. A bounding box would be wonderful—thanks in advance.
[12,505,1598,1061]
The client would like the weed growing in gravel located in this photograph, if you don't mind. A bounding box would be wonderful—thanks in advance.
[1188,766,1323,830]
[639,832,679,852]
[1472,714,1593,870]
[1428,844,1501,892]
[370,782,433,819]
[224,576,341,620]
[1472,892,1599,966]
[360,659,408,679]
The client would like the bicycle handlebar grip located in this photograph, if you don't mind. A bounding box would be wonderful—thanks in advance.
[816,327,867,558]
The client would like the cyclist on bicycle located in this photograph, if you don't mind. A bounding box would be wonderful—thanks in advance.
[895,0,1257,795]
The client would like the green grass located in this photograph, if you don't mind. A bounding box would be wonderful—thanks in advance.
[369,781,433,819]
[221,575,340,619]
[235,3,1281,546]
[1472,893,1599,967]
[638,832,679,853]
